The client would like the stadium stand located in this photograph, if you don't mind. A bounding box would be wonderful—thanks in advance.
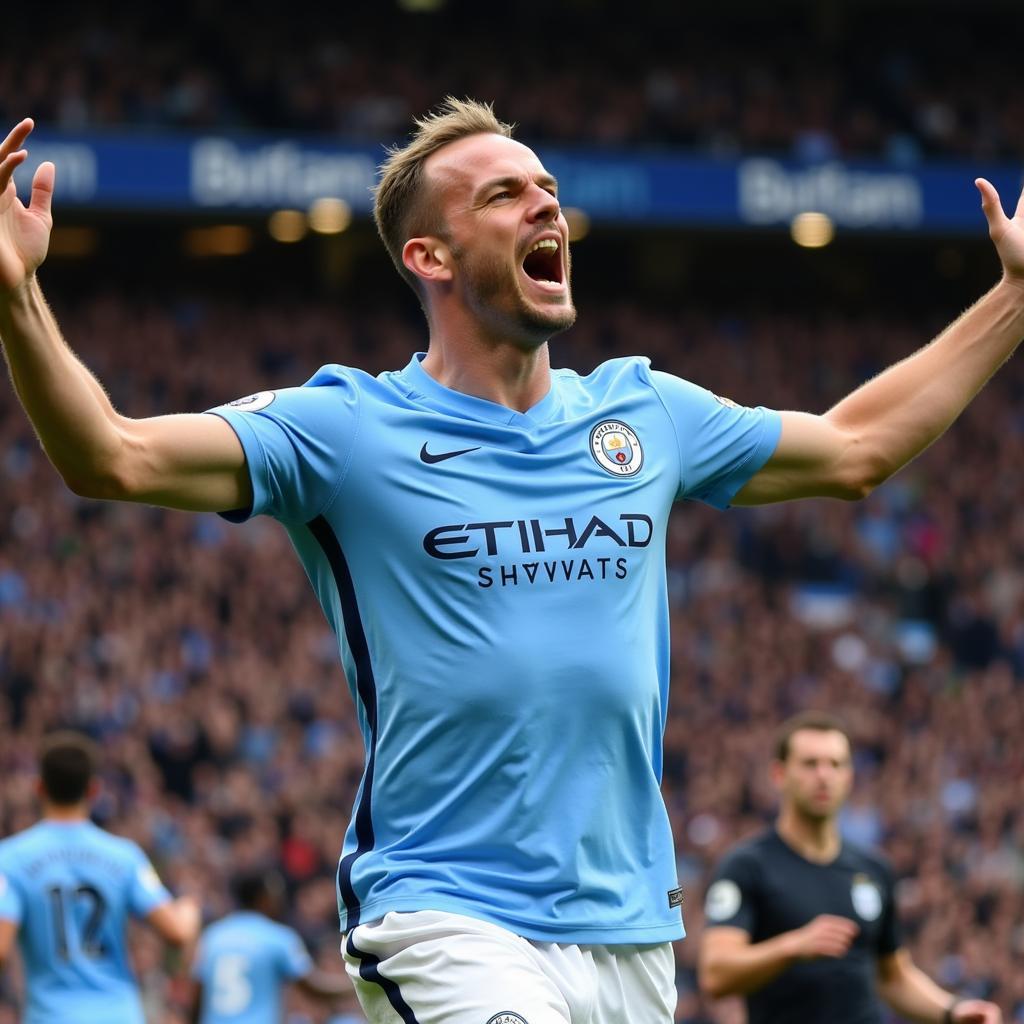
[2,294,1023,1019]
[0,2,1022,160]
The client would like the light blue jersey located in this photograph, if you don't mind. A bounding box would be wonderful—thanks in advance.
[0,820,171,1023]
[211,355,781,944]
[192,912,313,1024]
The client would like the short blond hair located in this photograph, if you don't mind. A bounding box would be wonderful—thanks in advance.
[374,97,514,299]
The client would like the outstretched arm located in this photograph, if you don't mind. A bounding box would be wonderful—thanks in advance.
[735,179,1024,505]
[146,895,202,948]
[0,120,251,512]
[877,950,1001,1024]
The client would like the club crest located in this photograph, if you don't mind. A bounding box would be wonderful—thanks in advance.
[851,874,882,921]
[486,1015,529,1024]
[590,420,644,477]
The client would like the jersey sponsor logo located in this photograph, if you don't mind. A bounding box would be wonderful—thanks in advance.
[704,879,742,922]
[590,420,644,476]
[226,390,276,411]
[423,513,653,589]
[419,442,482,464]
[486,1015,529,1024]
[851,874,882,921]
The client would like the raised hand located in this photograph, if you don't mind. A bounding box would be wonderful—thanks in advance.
[976,178,1024,288]
[0,119,55,296]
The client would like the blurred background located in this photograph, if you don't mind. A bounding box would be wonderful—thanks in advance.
[2,0,1023,1020]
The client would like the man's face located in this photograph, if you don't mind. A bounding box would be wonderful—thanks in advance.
[423,133,576,345]
[774,729,853,822]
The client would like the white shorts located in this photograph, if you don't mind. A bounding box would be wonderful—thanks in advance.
[342,910,677,1024]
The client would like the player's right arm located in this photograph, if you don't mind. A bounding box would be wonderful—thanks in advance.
[699,914,860,998]
[146,895,202,947]
[0,918,16,970]
[0,120,252,513]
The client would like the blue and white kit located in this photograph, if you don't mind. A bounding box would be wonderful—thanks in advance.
[0,820,171,1024]
[192,910,314,1024]
[211,354,781,946]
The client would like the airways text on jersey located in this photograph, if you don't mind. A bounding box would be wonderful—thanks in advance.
[423,511,654,589]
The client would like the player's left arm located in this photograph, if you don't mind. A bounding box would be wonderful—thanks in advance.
[877,949,1002,1023]
[0,917,16,970]
[734,179,1024,506]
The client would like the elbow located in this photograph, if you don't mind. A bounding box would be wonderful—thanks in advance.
[61,462,135,502]
[834,455,891,501]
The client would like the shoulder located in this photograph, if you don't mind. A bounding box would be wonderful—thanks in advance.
[555,356,655,401]
[200,916,232,943]
[712,830,774,883]
[0,828,31,869]
[90,825,143,861]
[724,828,775,863]
[219,364,366,411]
[841,841,894,878]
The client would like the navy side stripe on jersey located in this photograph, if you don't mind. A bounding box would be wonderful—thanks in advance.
[308,515,377,930]
[346,933,423,1024]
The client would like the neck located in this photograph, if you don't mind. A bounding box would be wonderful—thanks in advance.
[422,312,553,413]
[43,801,89,822]
[776,806,840,863]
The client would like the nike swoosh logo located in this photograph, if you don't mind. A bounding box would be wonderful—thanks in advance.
[419,443,482,464]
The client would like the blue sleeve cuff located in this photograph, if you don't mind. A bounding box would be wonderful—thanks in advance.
[206,410,270,522]
[704,408,783,510]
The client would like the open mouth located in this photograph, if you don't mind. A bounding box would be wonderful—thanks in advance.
[521,237,564,288]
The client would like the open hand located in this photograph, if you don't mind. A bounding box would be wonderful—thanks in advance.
[976,178,1024,289]
[0,119,55,296]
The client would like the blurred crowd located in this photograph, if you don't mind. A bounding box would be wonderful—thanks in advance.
[2,3,1023,162]
[2,290,1024,1023]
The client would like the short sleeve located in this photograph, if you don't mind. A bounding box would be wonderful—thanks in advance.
[127,849,172,918]
[704,848,760,934]
[649,370,781,509]
[278,926,314,980]
[207,365,360,524]
[875,859,901,957]
[0,864,23,924]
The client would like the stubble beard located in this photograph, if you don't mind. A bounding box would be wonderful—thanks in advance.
[456,245,577,347]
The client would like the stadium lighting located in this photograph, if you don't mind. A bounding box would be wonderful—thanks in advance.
[308,198,352,235]
[397,0,446,10]
[564,207,590,242]
[184,226,253,257]
[790,211,835,248]
[268,210,307,243]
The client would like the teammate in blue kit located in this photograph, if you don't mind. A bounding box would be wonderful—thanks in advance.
[190,870,352,1024]
[0,732,200,1024]
[2,99,1024,1023]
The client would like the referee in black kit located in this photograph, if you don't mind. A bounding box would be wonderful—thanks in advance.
[698,712,1002,1024]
